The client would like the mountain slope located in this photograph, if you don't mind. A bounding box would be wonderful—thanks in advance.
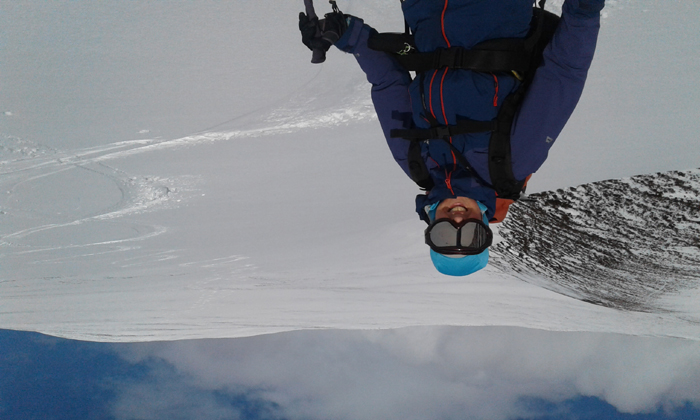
[493,168,700,314]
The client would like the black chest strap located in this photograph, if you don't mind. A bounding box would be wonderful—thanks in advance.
[396,42,530,74]
[391,119,496,141]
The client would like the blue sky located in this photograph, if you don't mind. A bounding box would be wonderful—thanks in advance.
[2,328,699,420]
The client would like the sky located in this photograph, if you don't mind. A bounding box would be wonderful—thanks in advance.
[2,327,700,420]
[1,0,700,419]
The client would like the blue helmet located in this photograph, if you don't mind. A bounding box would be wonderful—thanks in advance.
[430,248,489,276]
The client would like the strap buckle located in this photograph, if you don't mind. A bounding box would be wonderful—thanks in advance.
[433,126,452,139]
[434,47,465,69]
[398,42,414,56]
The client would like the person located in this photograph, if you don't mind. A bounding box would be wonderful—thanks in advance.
[299,0,605,276]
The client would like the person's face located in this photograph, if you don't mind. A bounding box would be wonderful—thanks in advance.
[434,197,482,225]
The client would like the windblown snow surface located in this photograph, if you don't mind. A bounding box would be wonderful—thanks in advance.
[492,169,700,315]
[2,0,700,343]
[2,129,699,342]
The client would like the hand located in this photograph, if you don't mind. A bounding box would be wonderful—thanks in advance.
[299,12,322,51]
[298,11,347,53]
[317,12,348,47]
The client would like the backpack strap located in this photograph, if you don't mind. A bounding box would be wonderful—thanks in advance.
[407,140,434,191]
[487,89,526,200]
[489,6,559,200]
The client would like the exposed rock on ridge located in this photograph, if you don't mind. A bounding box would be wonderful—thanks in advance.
[492,168,700,313]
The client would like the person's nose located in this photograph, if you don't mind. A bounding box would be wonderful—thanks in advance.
[451,214,465,224]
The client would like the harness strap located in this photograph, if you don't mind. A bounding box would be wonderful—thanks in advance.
[394,44,530,73]
[391,119,496,141]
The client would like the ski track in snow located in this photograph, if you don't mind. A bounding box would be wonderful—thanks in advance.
[0,90,375,251]
[1,136,192,250]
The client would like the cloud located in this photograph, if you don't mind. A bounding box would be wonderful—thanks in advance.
[111,327,700,420]
[110,366,244,420]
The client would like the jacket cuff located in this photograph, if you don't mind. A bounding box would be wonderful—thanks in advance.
[565,0,605,19]
[334,16,365,53]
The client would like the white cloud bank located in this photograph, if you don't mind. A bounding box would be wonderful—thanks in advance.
[113,327,700,420]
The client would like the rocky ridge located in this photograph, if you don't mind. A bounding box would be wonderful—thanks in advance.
[492,168,700,313]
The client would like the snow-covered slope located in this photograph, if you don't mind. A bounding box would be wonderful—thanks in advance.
[1,0,700,342]
[493,168,700,316]
[3,125,698,341]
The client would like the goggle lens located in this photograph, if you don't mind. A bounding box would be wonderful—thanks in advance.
[425,219,492,255]
[429,221,459,247]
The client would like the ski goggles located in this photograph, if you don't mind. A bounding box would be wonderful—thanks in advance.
[424,218,493,255]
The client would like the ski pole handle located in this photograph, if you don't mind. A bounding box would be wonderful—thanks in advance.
[304,0,326,63]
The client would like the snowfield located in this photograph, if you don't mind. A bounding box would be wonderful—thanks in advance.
[1,0,700,343]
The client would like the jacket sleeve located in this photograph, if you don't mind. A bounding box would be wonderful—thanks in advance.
[335,17,415,178]
[509,0,605,180]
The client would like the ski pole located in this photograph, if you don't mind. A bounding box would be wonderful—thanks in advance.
[304,0,326,63]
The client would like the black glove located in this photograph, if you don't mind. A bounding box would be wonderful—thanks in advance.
[299,12,322,51]
[318,12,348,47]
[299,11,348,52]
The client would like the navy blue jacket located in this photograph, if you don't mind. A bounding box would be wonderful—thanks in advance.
[335,0,604,221]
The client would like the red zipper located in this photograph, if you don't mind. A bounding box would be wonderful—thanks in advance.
[441,0,451,47]
[492,73,499,107]
[445,170,455,195]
